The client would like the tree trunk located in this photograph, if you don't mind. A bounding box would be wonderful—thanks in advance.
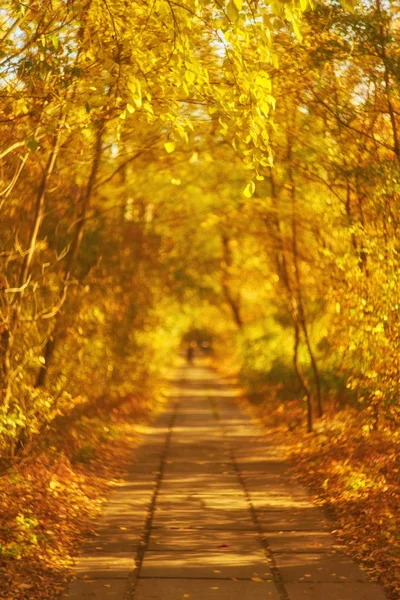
[294,320,313,433]
[287,132,323,418]
[268,170,313,431]
[35,121,105,388]
[220,235,243,329]
[375,0,400,159]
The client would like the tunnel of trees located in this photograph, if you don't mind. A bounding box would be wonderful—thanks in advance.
[0,0,399,597]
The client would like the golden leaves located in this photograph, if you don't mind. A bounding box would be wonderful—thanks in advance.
[243,181,255,198]
[227,0,239,22]
[164,142,176,153]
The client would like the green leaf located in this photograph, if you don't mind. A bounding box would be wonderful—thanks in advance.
[26,139,38,153]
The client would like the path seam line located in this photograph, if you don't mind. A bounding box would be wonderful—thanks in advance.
[123,389,180,599]
[210,395,290,600]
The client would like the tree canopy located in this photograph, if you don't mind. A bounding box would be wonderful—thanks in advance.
[0,0,399,446]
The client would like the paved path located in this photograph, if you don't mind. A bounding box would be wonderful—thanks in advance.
[67,363,387,600]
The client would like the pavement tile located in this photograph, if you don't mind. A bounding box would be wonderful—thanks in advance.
[235,459,291,473]
[163,461,235,475]
[94,514,148,531]
[244,478,310,495]
[102,503,149,520]
[148,528,264,552]
[91,521,145,541]
[151,507,255,530]
[135,578,281,600]
[157,489,244,499]
[124,463,161,476]
[156,494,249,511]
[264,531,339,553]
[140,549,271,579]
[257,508,331,532]
[285,582,387,600]
[166,448,231,461]
[84,531,143,554]
[274,552,368,583]
[72,553,136,579]
[67,579,127,599]
[172,442,224,449]
[158,474,240,494]
[105,480,156,493]
[103,491,153,508]
[249,491,313,509]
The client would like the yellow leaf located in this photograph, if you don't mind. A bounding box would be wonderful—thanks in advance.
[164,142,176,153]
[243,181,255,198]
[292,19,303,42]
[185,70,195,85]
[226,0,239,22]
[126,103,135,114]
[341,0,356,11]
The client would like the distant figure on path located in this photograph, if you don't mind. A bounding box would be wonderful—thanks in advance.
[186,343,195,365]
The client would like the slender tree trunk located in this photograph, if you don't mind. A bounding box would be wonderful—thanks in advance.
[294,320,313,432]
[35,121,105,388]
[375,0,400,159]
[345,181,358,253]
[268,170,313,431]
[287,133,323,418]
[220,235,243,329]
